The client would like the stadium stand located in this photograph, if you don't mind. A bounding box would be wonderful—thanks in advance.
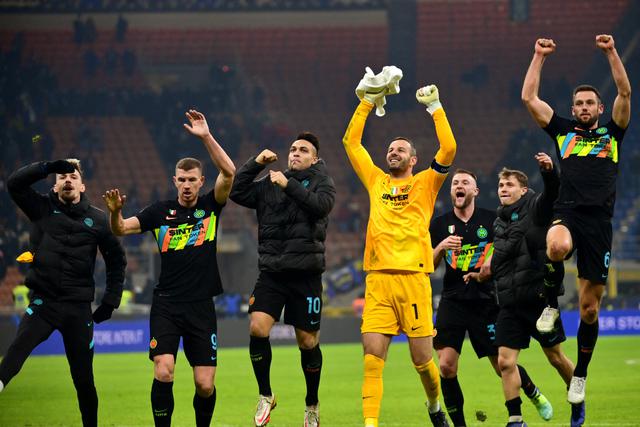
[0,0,637,308]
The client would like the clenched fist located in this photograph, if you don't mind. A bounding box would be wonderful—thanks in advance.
[256,149,278,165]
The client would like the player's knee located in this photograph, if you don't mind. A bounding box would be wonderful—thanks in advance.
[547,240,569,261]
[581,304,599,323]
[297,334,319,350]
[411,352,432,367]
[154,361,175,382]
[438,359,457,378]
[155,369,174,382]
[497,355,515,373]
[195,380,215,397]
[249,319,270,337]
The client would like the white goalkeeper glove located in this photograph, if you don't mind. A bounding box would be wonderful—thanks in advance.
[356,66,389,104]
[416,84,442,115]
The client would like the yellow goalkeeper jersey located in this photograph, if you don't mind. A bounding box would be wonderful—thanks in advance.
[343,100,456,273]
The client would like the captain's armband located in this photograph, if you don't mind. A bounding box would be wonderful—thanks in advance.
[430,159,450,175]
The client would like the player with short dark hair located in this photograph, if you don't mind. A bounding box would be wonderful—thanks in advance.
[229,131,335,427]
[103,110,235,427]
[522,34,631,424]
[431,169,552,426]
[0,158,126,427]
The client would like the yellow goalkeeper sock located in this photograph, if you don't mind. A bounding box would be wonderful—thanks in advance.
[415,358,441,411]
[362,354,385,420]
[364,417,378,427]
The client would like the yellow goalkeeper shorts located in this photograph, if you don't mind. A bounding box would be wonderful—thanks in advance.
[361,271,434,337]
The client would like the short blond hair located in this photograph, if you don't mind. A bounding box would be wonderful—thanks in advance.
[66,158,83,177]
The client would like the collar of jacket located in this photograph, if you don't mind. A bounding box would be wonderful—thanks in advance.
[284,158,327,180]
[49,190,90,219]
[497,189,535,221]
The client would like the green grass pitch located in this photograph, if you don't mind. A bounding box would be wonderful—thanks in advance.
[0,336,638,426]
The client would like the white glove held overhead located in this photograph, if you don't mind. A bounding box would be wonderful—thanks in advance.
[355,65,403,117]
[416,84,442,115]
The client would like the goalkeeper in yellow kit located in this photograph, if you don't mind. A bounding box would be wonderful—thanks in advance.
[343,71,456,427]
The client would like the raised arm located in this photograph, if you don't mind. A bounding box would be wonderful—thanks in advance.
[103,189,142,235]
[416,85,457,185]
[522,38,556,127]
[596,35,631,129]
[229,150,276,209]
[342,100,381,189]
[532,152,560,226]
[7,160,76,220]
[183,110,236,205]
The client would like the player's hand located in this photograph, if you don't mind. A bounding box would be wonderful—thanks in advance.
[535,152,553,171]
[102,189,127,212]
[269,170,288,189]
[46,159,76,175]
[256,149,278,165]
[439,235,463,251]
[416,84,442,115]
[534,38,556,56]
[596,34,615,51]
[183,109,211,139]
[463,272,482,284]
[92,303,115,324]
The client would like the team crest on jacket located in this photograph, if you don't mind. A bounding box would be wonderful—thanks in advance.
[84,218,93,227]
[477,226,488,239]
[150,338,158,349]
[194,209,205,219]
[510,212,519,221]
[448,225,455,234]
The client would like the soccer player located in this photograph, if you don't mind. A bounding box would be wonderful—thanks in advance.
[0,158,126,427]
[491,154,576,427]
[521,34,631,413]
[103,110,235,427]
[343,81,454,427]
[229,132,335,427]
[430,169,552,426]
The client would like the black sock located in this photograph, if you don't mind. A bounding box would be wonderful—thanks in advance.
[441,376,466,426]
[193,387,216,427]
[151,379,174,427]
[543,259,564,308]
[300,344,322,406]
[505,396,522,417]
[250,335,272,396]
[574,319,599,377]
[517,365,537,398]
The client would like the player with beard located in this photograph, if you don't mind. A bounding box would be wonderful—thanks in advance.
[104,110,235,427]
[430,169,552,426]
[1,159,126,427]
[343,82,454,427]
[522,34,631,424]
